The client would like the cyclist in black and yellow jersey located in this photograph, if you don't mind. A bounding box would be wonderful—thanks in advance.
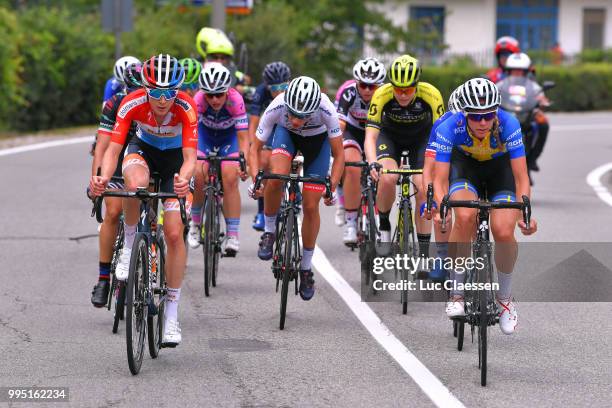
[365,55,444,255]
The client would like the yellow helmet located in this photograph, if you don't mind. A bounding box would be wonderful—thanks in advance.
[196,27,234,59]
[389,55,421,87]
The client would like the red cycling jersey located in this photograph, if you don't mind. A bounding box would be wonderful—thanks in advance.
[111,88,198,150]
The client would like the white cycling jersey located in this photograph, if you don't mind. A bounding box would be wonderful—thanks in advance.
[336,83,369,130]
[255,93,342,142]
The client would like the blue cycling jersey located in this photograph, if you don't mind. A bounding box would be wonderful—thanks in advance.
[425,111,454,157]
[434,109,525,162]
[248,83,273,117]
[103,77,123,104]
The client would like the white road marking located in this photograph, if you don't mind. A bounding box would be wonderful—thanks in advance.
[312,246,465,408]
[586,162,612,207]
[0,136,92,157]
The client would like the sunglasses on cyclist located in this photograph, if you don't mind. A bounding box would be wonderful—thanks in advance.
[268,83,288,93]
[467,111,497,122]
[358,82,378,91]
[204,92,226,99]
[146,88,178,100]
[207,54,230,62]
[287,110,311,120]
[393,86,416,96]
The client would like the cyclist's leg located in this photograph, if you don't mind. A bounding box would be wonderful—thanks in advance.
[375,131,399,240]
[192,129,214,226]
[219,137,241,251]
[342,127,364,243]
[296,133,329,300]
[115,143,151,280]
[408,136,433,258]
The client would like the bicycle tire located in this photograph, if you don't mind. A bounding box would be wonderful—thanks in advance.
[212,200,221,287]
[112,281,125,334]
[476,244,489,387]
[126,233,148,375]
[279,208,294,330]
[108,220,125,311]
[203,189,215,297]
[457,320,465,351]
[148,238,165,359]
[399,203,414,315]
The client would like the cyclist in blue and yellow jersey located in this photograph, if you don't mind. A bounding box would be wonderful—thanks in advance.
[195,27,249,92]
[102,56,140,106]
[249,76,344,301]
[337,58,386,245]
[365,55,444,261]
[90,62,143,307]
[179,57,202,98]
[432,77,538,335]
[248,61,292,231]
[420,85,465,282]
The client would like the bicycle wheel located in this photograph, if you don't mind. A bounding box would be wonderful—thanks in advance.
[212,201,221,287]
[279,208,294,330]
[202,189,215,297]
[399,203,414,315]
[476,244,490,386]
[148,238,165,358]
[126,233,148,375]
[112,280,125,334]
[108,220,125,311]
[457,319,465,351]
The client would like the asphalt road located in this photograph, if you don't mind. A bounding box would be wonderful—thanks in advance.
[1,113,611,408]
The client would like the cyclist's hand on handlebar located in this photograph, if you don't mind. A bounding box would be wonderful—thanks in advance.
[419,201,438,220]
[173,173,190,198]
[369,162,381,182]
[433,209,451,229]
[518,217,537,235]
[90,175,108,197]
[323,190,337,206]
[248,182,264,199]
[239,169,249,181]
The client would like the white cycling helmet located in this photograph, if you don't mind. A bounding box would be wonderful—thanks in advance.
[447,85,465,113]
[114,56,141,84]
[353,58,386,85]
[198,62,232,93]
[505,52,532,71]
[460,78,500,112]
[284,76,321,116]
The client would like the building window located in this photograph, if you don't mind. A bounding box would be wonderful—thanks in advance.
[583,8,606,50]
[409,6,445,55]
[496,0,559,50]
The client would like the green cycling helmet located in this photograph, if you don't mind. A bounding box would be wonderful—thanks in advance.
[179,58,202,85]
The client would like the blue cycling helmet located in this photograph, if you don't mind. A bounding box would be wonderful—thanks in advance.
[263,61,291,85]
[141,54,185,89]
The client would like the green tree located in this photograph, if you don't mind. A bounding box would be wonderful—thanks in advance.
[0,7,24,130]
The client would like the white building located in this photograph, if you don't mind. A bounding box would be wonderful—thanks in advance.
[371,0,612,65]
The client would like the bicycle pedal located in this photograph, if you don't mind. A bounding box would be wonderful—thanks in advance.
[160,342,178,349]
[223,250,237,258]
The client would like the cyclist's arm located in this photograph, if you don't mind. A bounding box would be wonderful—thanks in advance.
[364,126,380,164]
[433,161,450,207]
[237,129,249,162]
[92,131,110,177]
[511,157,530,200]
[248,138,264,180]
[100,142,123,181]
[329,136,344,191]
[248,114,260,145]
[180,146,197,181]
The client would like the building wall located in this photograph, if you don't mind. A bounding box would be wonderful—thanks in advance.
[559,0,612,54]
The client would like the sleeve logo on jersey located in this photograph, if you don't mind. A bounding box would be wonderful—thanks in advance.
[343,87,356,102]
[118,96,145,119]
[436,132,452,144]
[506,138,523,148]
[369,104,378,116]
[508,128,521,139]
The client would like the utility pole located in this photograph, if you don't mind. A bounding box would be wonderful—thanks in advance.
[211,0,226,31]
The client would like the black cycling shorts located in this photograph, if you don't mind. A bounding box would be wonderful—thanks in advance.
[375,129,427,169]
[449,150,516,201]
[123,138,183,194]
[342,123,365,152]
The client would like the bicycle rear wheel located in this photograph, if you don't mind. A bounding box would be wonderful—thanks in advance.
[212,202,221,287]
[126,233,148,375]
[476,244,490,386]
[202,189,215,297]
[112,280,125,334]
[279,208,294,330]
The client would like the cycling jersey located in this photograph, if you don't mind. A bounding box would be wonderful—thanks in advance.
[425,111,455,159]
[111,88,198,151]
[486,67,506,83]
[248,83,274,117]
[98,92,136,181]
[334,79,356,106]
[256,93,342,142]
[194,88,248,139]
[336,83,369,130]
[434,109,525,163]
[103,77,123,103]
[366,82,444,137]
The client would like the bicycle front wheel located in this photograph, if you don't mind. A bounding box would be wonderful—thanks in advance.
[279,208,294,330]
[399,203,415,315]
[202,189,216,297]
[148,238,166,358]
[126,233,148,375]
